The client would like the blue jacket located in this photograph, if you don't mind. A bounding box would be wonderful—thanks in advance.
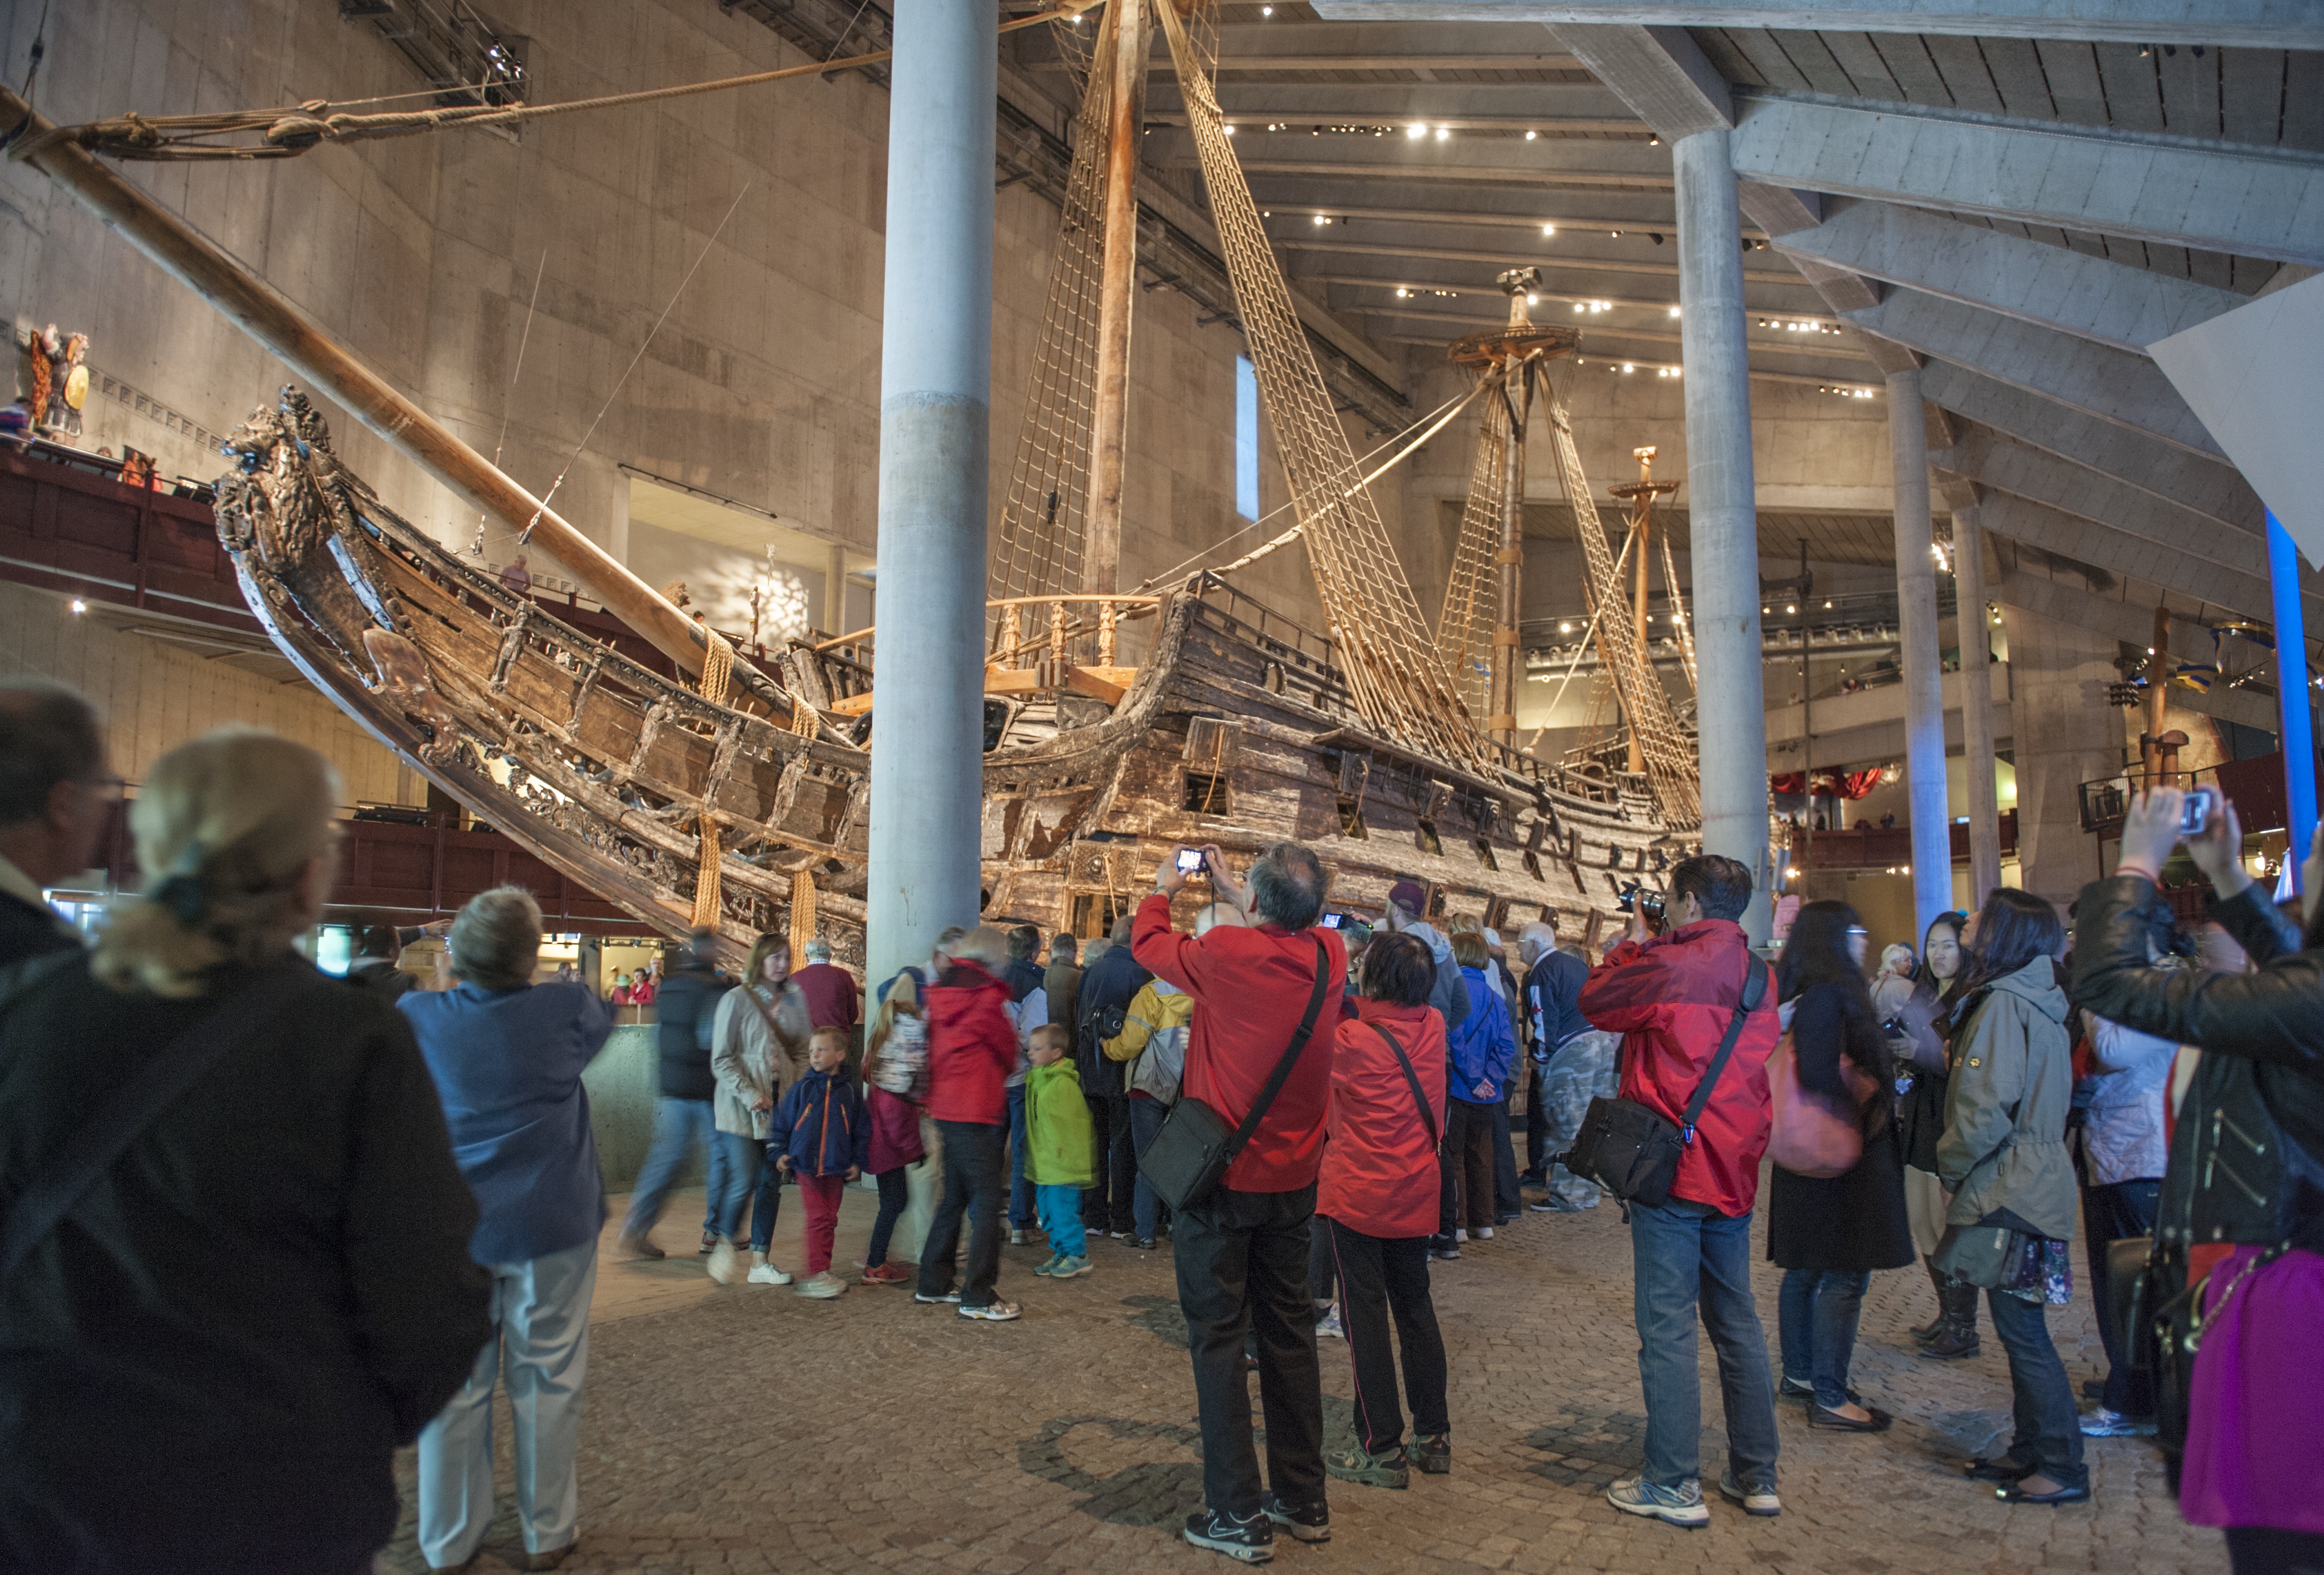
[767,1066,870,1177]
[1446,963,1517,1106]
[401,980,612,1263]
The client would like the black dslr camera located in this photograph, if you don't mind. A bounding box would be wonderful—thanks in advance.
[1616,881,1665,925]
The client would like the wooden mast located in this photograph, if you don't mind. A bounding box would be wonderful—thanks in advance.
[1487,278,1532,748]
[0,83,795,716]
[1082,0,1149,594]
[1609,447,1678,777]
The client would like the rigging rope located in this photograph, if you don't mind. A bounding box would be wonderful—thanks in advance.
[4,2,1107,165]
[691,632,736,930]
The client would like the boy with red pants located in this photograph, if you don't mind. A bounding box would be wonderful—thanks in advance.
[770,1028,869,1299]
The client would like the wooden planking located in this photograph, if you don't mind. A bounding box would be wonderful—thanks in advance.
[1977,37,2057,121]
[1921,34,2006,116]
[2035,39,2111,130]
[2219,49,2285,147]
[2095,43,2167,134]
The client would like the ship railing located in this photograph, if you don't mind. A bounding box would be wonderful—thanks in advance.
[805,594,1165,715]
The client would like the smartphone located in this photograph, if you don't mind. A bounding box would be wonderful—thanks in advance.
[1175,848,1206,874]
[2179,787,2216,837]
[1318,912,1344,930]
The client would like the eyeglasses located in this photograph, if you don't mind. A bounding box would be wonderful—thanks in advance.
[1846,926,1869,937]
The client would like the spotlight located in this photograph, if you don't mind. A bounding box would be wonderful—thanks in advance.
[1524,129,1537,140]
[1434,125,1451,141]
[1260,3,1272,12]
[1667,306,1680,318]
[1223,124,1235,135]
[1648,135,1661,146]
[1541,222,1556,236]
[69,598,86,614]
[1312,213,1329,225]
[1407,123,1428,140]
[1526,292,1538,304]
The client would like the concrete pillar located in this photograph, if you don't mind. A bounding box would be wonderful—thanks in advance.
[866,0,995,997]
[2269,511,2318,885]
[1888,366,1951,933]
[1951,505,2003,909]
[825,541,848,636]
[2003,605,2120,912]
[1673,128,1769,938]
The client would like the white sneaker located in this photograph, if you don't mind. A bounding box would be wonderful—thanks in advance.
[796,1270,846,1299]
[1454,1228,1469,1242]
[747,1261,793,1286]
[1315,1305,1344,1340]
[706,1241,740,1285]
[1477,1226,1494,1240]
[1010,1229,1026,1247]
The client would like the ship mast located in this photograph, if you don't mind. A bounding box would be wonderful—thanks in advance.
[1082,0,1149,594]
[1608,447,1678,775]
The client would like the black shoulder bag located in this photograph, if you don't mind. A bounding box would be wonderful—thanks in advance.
[1138,937,1330,1214]
[0,960,307,1284]
[1565,953,1770,1210]
[1368,1020,1440,1153]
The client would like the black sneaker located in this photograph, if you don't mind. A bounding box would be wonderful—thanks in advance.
[1260,1493,1330,1543]
[1407,1431,1451,1475]
[1183,1508,1274,1563]
[1133,1237,1158,1250]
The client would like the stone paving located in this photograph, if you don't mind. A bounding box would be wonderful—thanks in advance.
[379,1176,2224,1574]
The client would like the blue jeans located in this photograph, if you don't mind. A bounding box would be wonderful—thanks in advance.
[1130,1095,1170,1241]
[620,1097,715,1240]
[866,1167,911,1269]
[749,1143,785,1254]
[1037,1183,1087,1257]
[1629,1196,1780,1489]
[703,1130,728,1236]
[1777,1268,1870,1409]
[1007,1083,1036,1227]
[713,1131,763,1242]
[1987,1289,2088,1489]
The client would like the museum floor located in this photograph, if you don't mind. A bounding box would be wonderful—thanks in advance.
[376,1182,2219,1574]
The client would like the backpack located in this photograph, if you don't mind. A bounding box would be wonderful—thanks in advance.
[870,1013,928,1101]
[1129,1018,1188,1105]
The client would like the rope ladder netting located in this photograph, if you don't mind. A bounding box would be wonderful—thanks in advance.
[1155,0,1484,772]
[1434,364,1508,721]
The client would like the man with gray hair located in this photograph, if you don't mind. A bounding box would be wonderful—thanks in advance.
[791,935,860,1033]
[1135,841,1344,1561]
[1516,915,1616,1211]
[0,678,115,964]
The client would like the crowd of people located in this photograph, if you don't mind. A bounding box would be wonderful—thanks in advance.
[0,674,2316,1575]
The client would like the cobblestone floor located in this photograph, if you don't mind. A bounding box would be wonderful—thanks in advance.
[380,1173,2223,1574]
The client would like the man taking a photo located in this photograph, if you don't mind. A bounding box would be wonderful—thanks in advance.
[1578,855,1783,1527]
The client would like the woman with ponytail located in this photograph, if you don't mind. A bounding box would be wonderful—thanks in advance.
[0,728,491,1573]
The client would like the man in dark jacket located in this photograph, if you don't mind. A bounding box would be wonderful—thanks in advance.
[1002,923,1046,1001]
[616,932,732,1258]
[344,917,418,1002]
[0,679,114,965]
[1075,915,1151,1236]
[1578,854,1781,1527]
[1517,917,1592,1188]
[1137,841,1344,1562]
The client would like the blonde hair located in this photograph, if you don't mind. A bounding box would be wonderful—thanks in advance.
[447,886,543,990]
[1030,1022,1070,1054]
[743,932,791,987]
[92,729,340,998]
[954,924,1010,968]
[865,970,919,1086]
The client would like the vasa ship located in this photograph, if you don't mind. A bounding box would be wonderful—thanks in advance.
[11,2,1704,966]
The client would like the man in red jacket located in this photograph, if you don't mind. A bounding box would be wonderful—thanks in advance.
[1135,840,1343,1563]
[913,925,1025,1322]
[1578,854,1782,1528]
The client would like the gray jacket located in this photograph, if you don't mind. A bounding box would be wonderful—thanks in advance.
[710,980,813,1139]
[2080,1016,2176,1186]
[1396,919,1472,1035]
[1938,957,2078,1241]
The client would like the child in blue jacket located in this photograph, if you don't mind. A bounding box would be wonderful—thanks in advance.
[1438,932,1517,1251]
[769,1028,870,1299]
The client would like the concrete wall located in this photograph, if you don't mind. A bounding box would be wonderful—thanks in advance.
[0,0,1302,634]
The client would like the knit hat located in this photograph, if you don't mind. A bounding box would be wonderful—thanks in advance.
[1387,879,1426,916]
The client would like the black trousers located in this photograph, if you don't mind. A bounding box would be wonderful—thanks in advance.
[1438,1099,1496,1236]
[1491,1093,1520,1218]
[1522,1054,1552,1176]
[1322,1217,1449,1454]
[1081,1093,1138,1234]
[2082,1176,2161,1418]
[2229,1527,2324,1575]
[1173,1183,1327,1518]
[918,1119,1006,1309]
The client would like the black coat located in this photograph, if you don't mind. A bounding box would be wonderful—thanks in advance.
[2073,875,2324,1244]
[0,889,77,969]
[1074,944,1152,1099]
[654,965,728,1101]
[1766,983,1915,1272]
[0,952,492,1570]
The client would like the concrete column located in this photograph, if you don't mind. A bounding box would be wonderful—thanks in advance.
[2003,605,2120,911]
[1888,366,1951,933]
[2270,511,2318,886]
[866,0,995,996]
[825,541,848,636]
[1673,128,1769,937]
[1951,505,2003,909]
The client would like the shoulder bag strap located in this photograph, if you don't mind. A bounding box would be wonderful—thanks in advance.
[1,963,310,1285]
[1368,1020,1439,1146]
[1222,936,1333,1161]
[1677,954,1771,1141]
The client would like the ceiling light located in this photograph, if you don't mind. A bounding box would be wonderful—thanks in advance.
[1648,135,1661,146]
[1526,292,1538,304]
[1621,363,1634,373]
[1541,222,1556,236]
[1786,605,1797,615]
[1667,306,1680,318]
[1434,125,1451,141]
[1524,129,1537,141]
[1260,3,1273,12]
[1560,622,1573,634]
[1223,124,1235,135]
[1407,123,1428,140]
[1824,600,1833,609]
[70,598,86,614]
[1573,302,1585,314]
[1395,286,1410,298]
[1610,229,1622,238]
[1312,213,1328,225]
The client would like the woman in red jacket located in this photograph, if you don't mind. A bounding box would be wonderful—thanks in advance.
[1318,932,1452,1492]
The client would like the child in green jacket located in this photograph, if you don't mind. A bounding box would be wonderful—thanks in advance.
[1024,1023,1096,1278]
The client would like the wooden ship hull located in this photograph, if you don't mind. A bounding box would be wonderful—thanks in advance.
[216,392,1676,967]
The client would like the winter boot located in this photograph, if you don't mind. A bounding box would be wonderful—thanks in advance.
[1918,1280,1982,1360]
[1908,1256,1948,1343]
